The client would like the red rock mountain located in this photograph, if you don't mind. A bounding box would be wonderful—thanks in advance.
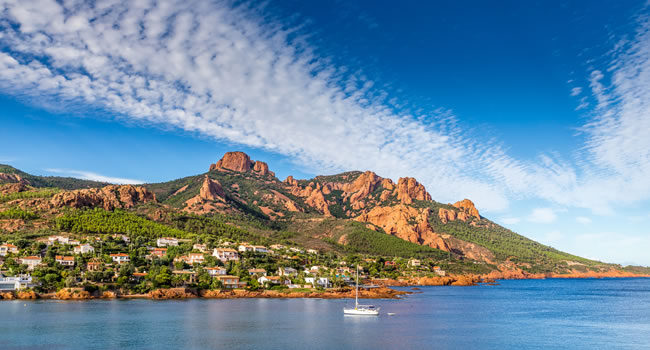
[209,151,275,177]
[49,185,155,210]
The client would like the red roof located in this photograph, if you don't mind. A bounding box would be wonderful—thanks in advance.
[110,253,129,257]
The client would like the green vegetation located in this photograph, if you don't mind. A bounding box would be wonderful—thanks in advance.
[0,188,60,203]
[0,208,38,220]
[0,164,107,189]
[56,208,190,239]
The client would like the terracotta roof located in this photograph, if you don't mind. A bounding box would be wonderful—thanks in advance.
[110,253,129,257]
[22,256,41,260]
[56,256,74,261]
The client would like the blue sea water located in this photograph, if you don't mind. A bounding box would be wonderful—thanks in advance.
[2,278,650,350]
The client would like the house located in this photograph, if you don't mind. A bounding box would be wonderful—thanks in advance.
[110,253,130,264]
[252,245,268,253]
[0,274,37,291]
[68,239,81,246]
[217,275,246,289]
[307,249,319,255]
[289,247,304,253]
[213,248,240,262]
[148,248,167,259]
[238,244,254,252]
[193,244,207,252]
[335,267,351,277]
[205,267,227,277]
[384,261,396,267]
[0,243,18,256]
[156,237,178,247]
[408,259,421,267]
[112,234,130,243]
[55,255,75,267]
[47,235,69,245]
[87,259,103,271]
[74,243,94,254]
[257,275,281,285]
[305,277,331,288]
[187,253,205,265]
[172,270,197,284]
[132,272,147,281]
[434,266,446,276]
[270,244,285,250]
[278,267,298,276]
[248,268,267,276]
[19,256,42,270]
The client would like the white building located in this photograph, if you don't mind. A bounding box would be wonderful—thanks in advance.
[205,267,227,277]
[0,274,36,291]
[278,267,298,276]
[238,244,254,252]
[0,243,18,256]
[74,244,95,254]
[110,253,130,264]
[156,237,179,247]
[307,249,319,255]
[19,256,42,270]
[305,277,331,288]
[193,244,207,252]
[248,268,267,276]
[213,248,240,262]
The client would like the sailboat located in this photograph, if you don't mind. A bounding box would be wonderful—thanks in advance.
[343,265,380,316]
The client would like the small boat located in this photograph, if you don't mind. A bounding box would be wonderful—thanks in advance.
[343,265,380,316]
[387,312,396,316]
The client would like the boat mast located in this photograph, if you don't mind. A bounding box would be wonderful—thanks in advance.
[355,264,359,309]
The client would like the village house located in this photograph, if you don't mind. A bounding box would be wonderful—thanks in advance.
[384,261,396,267]
[156,237,179,247]
[238,244,254,252]
[278,267,298,276]
[110,253,130,264]
[217,275,246,289]
[68,239,81,246]
[434,266,446,276]
[0,274,37,291]
[307,249,319,255]
[187,253,205,265]
[74,243,95,254]
[132,272,147,282]
[20,256,42,270]
[55,255,75,267]
[408,259,421,267]
[335,267,351,278]
[305,277,332,288]
[0,243,18,256]
[112,234,130,243]
[148,248,167,259]
[269,244,285,250]
[212,248,240,262]
[258,275,282,285]
[47,235,69,245]
[205,267,227,277]
[252,245,268,253]
[87,259,103,271]
[248,268,267,276]
[193,244,207,252]
[289,247,304,253]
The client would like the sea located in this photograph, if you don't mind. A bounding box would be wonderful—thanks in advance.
[2,278,650,350]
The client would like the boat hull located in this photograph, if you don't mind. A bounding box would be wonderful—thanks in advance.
[343,308,380,316]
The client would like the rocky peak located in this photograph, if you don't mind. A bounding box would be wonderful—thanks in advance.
[49,185,156,210]
[284,175,298,186]
[453,199,480,219]
[199,176,225,201]
[395,177,431,204]
[344,171,384,204]
[253,161,275,177]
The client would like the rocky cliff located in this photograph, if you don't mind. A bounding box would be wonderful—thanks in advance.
[209,151,275,177]
[49,185,156,210]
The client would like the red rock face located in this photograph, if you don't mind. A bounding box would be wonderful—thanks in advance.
[210,151,253,172]
[395,177,432,204]
[253,161,275,177]
[49,185,156,210]
[199,176,225,201]
[453,199,480,218]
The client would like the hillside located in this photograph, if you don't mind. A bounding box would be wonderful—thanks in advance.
[0,152,642,277]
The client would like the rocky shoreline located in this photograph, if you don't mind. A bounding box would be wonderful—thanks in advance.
[2,273,649,301]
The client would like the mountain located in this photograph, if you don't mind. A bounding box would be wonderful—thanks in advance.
[0,152,642,276]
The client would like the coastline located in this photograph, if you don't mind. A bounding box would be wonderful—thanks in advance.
[2,272,650,301]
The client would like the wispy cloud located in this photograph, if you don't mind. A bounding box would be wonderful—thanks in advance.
[576,216,592,224]
[570,87,582,96]
[0,1,648,216]
[45,168,143,185]
[500,217,521,225]
[527,208,557,224]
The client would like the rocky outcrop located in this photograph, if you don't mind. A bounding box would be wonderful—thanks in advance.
[149,288,197,299]
[453,199,480,219]
[253,161,275,177]
[355,205,449,251]
[200,287,408,299]
[442,235,495,263]
[0,182,28,195]
[55,289,91,300]
[49,185,155,210]
[199,176,225,201]
[284,176,298,186]
[0,173,24,184]
[395,177,431,204]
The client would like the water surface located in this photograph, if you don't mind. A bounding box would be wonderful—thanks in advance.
[2,278,650,349]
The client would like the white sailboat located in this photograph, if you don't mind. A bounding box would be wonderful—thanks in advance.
[343,265,379,316]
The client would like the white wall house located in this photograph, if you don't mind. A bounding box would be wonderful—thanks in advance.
[156,237,179,247]
[0,243,18,256]
[205,267,227,277]
[213,248,240,262]
[74,244,95,254]
[0,274,36,291]
[110,253,130,264]
[19,256,42,270]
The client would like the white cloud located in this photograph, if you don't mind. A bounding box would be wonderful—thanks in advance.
[576,216,592,224]
[500,217,521,225]
[45,168,143,185]
[0,1,647,217]
[570,87,582,96]
[527,208,557,224]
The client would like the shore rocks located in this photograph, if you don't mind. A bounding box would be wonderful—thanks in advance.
[55,289,91,300]
[149,288,197,299]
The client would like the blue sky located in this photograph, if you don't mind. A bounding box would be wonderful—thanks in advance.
[1,0,649,265]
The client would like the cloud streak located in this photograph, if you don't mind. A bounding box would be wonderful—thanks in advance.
[46,168,143,185]
[0,0,648,215]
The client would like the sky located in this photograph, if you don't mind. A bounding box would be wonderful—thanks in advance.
[1,0,650,265]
